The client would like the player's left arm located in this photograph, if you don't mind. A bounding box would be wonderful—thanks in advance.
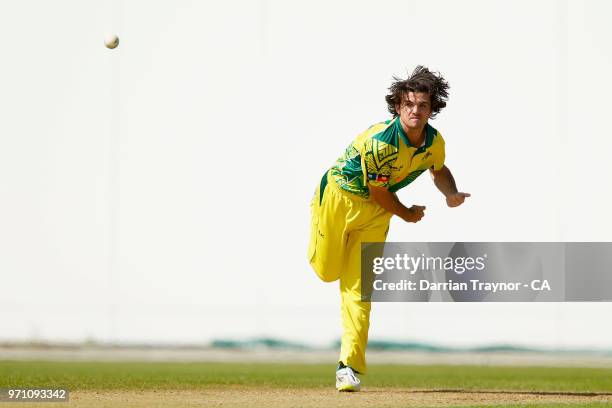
[429,165,471,208]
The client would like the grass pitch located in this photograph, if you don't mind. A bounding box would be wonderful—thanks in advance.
[2,361,612,407]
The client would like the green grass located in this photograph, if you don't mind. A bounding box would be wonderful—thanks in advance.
[1,361,612,394]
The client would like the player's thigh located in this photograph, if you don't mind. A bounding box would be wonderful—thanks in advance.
[308,190,349,282]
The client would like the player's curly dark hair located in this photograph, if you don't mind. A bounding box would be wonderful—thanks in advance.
[385,66,449,119]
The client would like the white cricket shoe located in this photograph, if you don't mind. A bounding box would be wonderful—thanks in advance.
[335,366,361,392]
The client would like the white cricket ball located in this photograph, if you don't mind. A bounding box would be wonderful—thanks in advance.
[105,34,119,49]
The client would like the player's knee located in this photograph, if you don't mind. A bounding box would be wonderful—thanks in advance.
[310,260,340,282]
[318,272,339,283]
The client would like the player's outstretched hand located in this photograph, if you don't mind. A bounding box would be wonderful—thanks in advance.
[403,205,426,223]
[446,192,471,208]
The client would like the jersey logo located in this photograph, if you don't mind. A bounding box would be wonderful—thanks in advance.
[367,173,389,182]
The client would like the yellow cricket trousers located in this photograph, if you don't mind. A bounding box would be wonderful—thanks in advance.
[308,170,392,374]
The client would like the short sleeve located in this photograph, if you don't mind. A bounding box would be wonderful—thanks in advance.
[362,137,398,189]
[432,134,446,171]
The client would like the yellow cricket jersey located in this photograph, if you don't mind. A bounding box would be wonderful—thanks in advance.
[329,118,445,198]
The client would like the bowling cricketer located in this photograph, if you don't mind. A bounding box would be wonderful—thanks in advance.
[307,66,470,391]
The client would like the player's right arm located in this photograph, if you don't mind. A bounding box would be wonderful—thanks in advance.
[368,184,426,223]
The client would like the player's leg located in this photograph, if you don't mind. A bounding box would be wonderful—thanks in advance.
[338,209,391,375]
[308,174,350,282]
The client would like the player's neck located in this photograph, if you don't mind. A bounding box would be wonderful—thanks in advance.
[406,127,426,147]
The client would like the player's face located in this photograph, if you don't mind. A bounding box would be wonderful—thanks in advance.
[397,92,432,130]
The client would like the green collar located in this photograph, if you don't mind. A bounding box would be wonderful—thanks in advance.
[395,118,435,149]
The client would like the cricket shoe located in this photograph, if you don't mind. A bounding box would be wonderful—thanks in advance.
[336,366,361,392]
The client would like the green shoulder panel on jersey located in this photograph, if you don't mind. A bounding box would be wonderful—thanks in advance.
[424,123,438,148]
[371,119,400,146]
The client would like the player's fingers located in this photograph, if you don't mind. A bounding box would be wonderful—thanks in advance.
[460,192,471,197]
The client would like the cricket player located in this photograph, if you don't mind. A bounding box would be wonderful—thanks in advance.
[308,66,470,391]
